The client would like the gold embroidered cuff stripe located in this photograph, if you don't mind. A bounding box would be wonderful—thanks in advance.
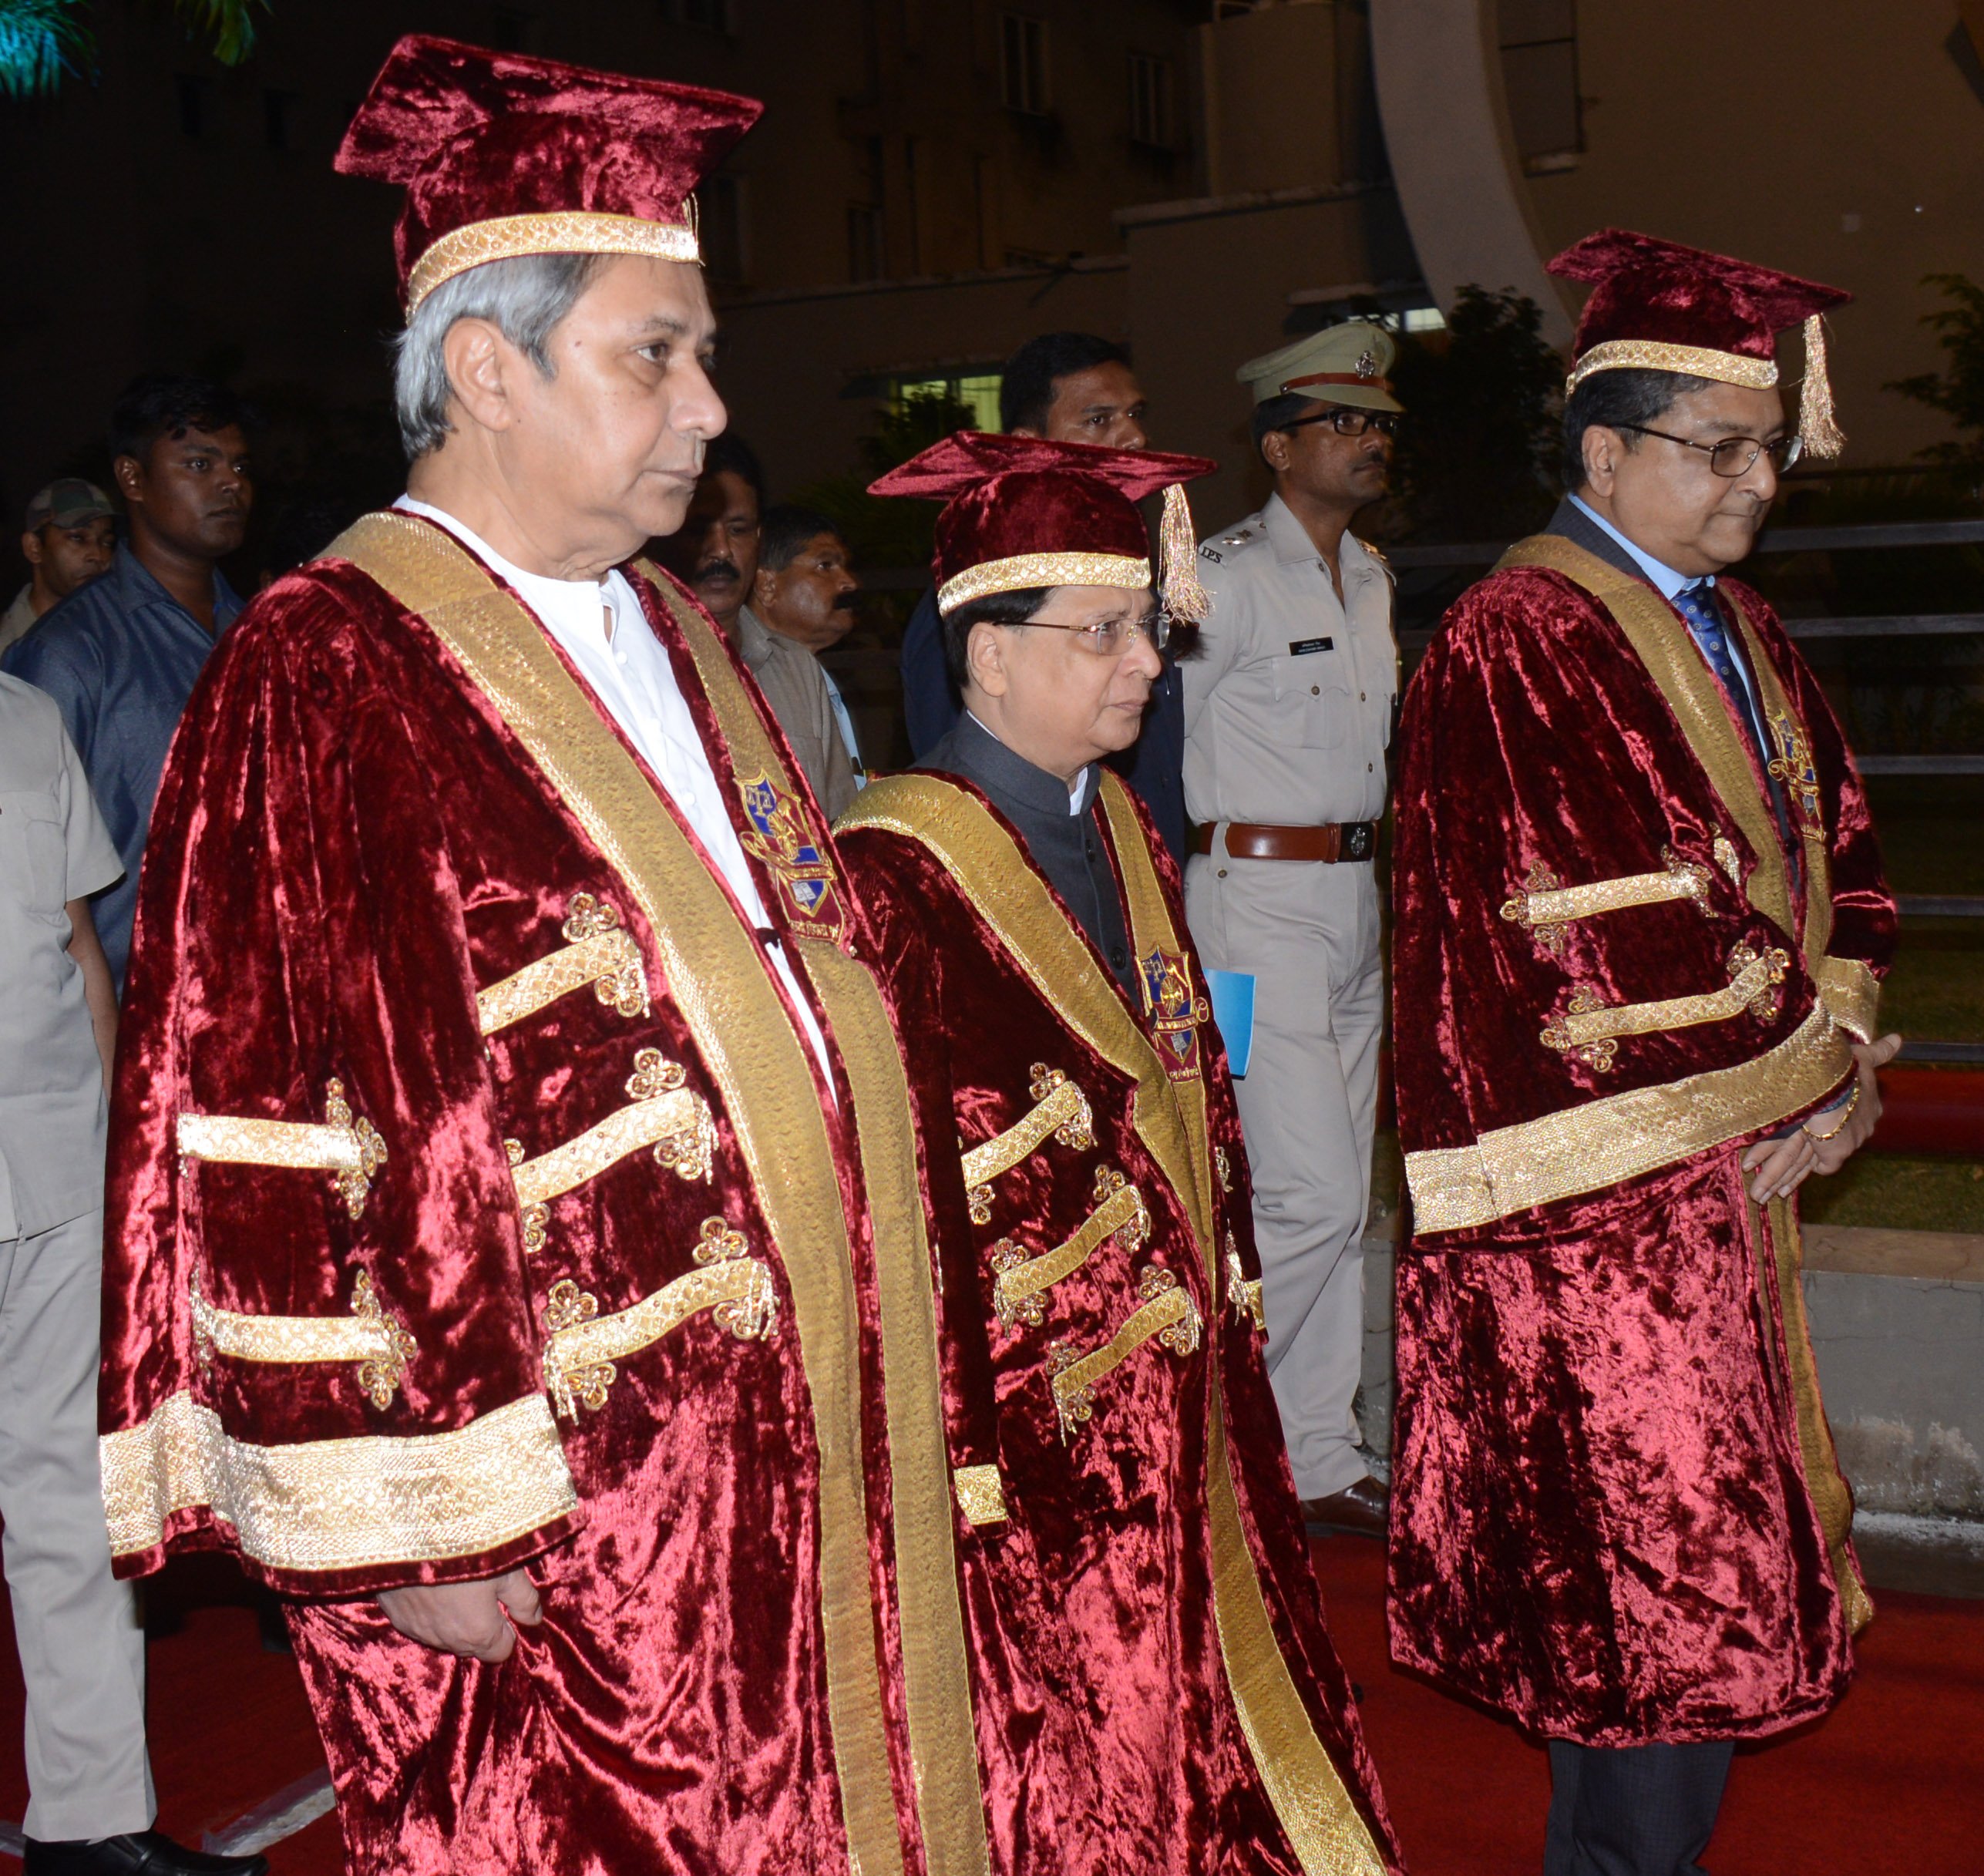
[406,211,700,315]
[960,1076,1095,1190]
[937,552,1151,615]
[177,1080,387,1219]
[99,1390,577,1575]
[952,1464,1010,1528]
[1814,954,1881,1044]
[1407,1001,1855,1233]
[991,1180,1149,1329]
[541,1259,777,1420]
[192,1273,417,1411]
[1502,857,1711,933]
[477,926,647,1035]
[1551,950,1785,1048]
[1049,1283,1201,1440]
[510,1087,716,1210]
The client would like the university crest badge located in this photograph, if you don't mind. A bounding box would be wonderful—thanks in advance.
[735,772,845,940]
[1140,946,1209,1081]
[1765,708,1824,834]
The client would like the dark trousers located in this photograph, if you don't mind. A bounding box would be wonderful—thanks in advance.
[1544,1740,1735,1876]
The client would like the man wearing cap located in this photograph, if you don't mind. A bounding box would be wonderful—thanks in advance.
[1390,231,1900,1874]
[837,432,1400,1876]
[96,37,987,1876]
[4,378,252,993]
[1180,320,1402,1538]
[2,481,116,657]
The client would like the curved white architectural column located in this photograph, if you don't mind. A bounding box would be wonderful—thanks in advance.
[1369,0,1574,346]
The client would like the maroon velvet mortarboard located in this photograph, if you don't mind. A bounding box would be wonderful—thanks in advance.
[335,35,762,316]
[870,433,1219,619]
[1549,229,1852,456]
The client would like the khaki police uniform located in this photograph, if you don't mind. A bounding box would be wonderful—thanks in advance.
[1181,321,1401,1504]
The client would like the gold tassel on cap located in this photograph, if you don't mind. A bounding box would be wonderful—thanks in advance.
[1799,314,1846,460]
[1160,482,1209,623]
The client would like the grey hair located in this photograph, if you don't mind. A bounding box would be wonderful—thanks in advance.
[392,252,606,460]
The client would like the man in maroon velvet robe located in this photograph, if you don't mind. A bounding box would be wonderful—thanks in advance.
[1390,232,1901,1876]
[96,39,991,1876]
[838,433,1401,1875]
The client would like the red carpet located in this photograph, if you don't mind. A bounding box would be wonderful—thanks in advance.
[0,1541,1976,1872]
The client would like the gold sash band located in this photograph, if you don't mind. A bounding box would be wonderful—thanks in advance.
[990,1175,1149,1330]
[191,1271,417,1411]
[1407,1000,1854,1233]
[960,1069,1095,1192]
[177,1080,387,1219]
[540,1259,776,1420]
[1047,1273,1202,1441]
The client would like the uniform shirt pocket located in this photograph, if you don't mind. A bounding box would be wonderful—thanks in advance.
[0,790,69,918]
[1268,647,1353,751]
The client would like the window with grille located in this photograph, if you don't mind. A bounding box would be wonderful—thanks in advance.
[1000,13,1049,116]
[893,373,1004,432]
[1128,53,1173,149]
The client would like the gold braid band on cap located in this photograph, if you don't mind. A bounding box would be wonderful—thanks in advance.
[937,552,1149,615]
[1565,340,1778,395]
[405,210,701,316]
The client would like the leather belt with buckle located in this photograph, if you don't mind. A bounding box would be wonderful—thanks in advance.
[1189,821,1377,863]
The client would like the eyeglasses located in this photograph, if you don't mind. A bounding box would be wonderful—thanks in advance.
[1278,408,1401,440]
[1617,425,1804,478]
[1012,612,1172,657]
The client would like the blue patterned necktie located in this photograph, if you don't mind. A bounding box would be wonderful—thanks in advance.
[1673,580,1770,768]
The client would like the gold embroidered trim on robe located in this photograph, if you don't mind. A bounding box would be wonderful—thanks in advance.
[1226,1242,1266,1333]
[508,1081,718,1212]
[1406,1001,1855,1233]
[99,1390,577,1574]
[191,1271,418,1410]
[177,1080,387,1219]
[1760,1195,1874,1636]
[960,1067,1095,1192]
[325,516,959,1876]
[477,924,647,1036]
[1543,946,1789,1055]
[952,1464,1010,1528]
[540,1257,777,1420]
[1501,852,1713,936]
[1814,955,1879,1044]
[1047,1271,1202,1440]
[988,1172,1150,1330]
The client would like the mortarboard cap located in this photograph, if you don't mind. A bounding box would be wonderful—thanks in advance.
[335,35,762,318]
[1236,320,1402,412]
[1550,229,1851,458]
[870,432,1219,622]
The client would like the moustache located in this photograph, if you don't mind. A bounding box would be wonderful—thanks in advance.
[831,591,859,612]
[694,558,741,584]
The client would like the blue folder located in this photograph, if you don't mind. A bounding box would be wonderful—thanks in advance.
[1204,969,1256,1078]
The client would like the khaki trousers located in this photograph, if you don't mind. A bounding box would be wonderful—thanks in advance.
[0,1206,153,1839]
[1184,854,1383,1501]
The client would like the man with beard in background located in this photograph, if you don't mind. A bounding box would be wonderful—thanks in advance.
[752,503,864,812]
[5,377,252,991]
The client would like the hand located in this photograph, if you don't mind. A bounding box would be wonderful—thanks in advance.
[376,1568,542,1661]
[1742,1126,1818,1204]
[1804,1032,1903,1177]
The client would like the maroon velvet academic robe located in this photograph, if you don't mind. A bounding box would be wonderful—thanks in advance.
[837,768,1401,1876]
[1389,530,1895,1746]
[95,511,993,1876]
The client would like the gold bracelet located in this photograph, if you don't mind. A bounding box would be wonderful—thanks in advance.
[1804,1080,1861,1142]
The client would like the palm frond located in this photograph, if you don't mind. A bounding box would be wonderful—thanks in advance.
[171,0,265,66]
[0,0,93,99]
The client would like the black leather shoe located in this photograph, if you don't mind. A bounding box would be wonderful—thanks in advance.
[23,1831,270,1875]
[1300,1474,1390,1538]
